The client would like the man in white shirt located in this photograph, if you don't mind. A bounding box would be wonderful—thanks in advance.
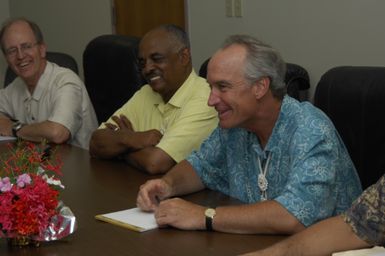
[0,17,97,149]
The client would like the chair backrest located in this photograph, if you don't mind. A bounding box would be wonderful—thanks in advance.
[314,66,385,189]
[198,58,310,101]
[3,51,79,87]
[83,34,144,124]
[285,63,310,100]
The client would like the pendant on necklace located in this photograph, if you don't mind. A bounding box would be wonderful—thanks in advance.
[258,173,268,192]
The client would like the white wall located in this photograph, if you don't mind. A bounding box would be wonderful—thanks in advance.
[0,1,10,86]
[0,0,113,85]
[3,0,385,99]
[187,0,385,100]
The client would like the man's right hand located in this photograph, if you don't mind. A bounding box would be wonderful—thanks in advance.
[136,179,172,212]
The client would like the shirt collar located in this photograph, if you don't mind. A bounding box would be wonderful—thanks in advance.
[252,96,291,154]
[154,70,197,108]
[263,95,292,151]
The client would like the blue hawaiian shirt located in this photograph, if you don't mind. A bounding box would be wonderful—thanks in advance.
[187,96,362,227]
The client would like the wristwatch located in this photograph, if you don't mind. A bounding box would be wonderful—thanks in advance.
[12,120,24,137]
[204,208,216,231]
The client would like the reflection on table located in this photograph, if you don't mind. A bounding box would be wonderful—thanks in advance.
[0,143,286,255]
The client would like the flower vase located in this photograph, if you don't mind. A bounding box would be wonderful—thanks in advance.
[7,236,40,247]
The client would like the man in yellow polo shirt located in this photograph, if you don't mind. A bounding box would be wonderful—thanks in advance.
[89,24,218,174]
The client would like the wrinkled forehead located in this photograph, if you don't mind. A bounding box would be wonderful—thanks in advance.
[2,21,36,47]
[207,49,248,86]
[208,45,247,73]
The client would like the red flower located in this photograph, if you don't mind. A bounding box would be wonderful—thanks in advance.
[0,141,62,238]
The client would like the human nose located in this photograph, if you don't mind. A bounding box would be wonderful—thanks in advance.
[16,47,26,59]
[141,59,155,75]
[208,88,220,107]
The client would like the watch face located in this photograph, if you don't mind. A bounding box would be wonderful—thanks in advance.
[13,122,22,131]
[205,208,216,218]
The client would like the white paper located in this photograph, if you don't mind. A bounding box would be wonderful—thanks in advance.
[0,136,16,141]
[97,207,158,232]
[333,246,385,256]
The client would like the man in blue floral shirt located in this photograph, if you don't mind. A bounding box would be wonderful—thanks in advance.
[136,35,362,234]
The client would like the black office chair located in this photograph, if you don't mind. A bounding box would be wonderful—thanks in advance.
[3,51,79,87]
[314,66,385,189]
[83,34,145,124]
[198,58,310,101]
[284,63,310,101]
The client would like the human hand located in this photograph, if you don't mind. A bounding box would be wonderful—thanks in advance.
[106,115,162,149]
[105,115,134,131]
[154,198,206,230]
[137,179,172,212]
[0,117,13,136]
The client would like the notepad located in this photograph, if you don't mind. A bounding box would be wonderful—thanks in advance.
[0,136,16,141]
[95,207,158,232]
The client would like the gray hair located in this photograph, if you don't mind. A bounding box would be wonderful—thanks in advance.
[0,17,44,53]
[222,35,287,99]
[158,24,190,51]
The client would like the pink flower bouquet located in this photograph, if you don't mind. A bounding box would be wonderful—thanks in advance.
[0,141,76,243]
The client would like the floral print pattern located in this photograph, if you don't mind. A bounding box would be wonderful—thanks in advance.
[187,96,362,226]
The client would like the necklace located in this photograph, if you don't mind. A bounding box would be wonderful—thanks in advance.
[257,152,272,201]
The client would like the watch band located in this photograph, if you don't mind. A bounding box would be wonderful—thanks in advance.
[12,121,24,137]
[205,208,216,231]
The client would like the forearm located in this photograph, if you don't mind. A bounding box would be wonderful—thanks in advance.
[163,160,205,197]
[247,216,370,256]
[124,147,176,174]
[287,216,369,256]
[89,129,134,158]
[16,121,70,144]
[213,200,305,235]
[0,116,12,136]
[89,127,162,159]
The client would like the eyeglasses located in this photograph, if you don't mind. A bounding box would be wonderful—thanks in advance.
[5,42,39,57]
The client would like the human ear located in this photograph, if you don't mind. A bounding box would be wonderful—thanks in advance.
[178,47,191,66]
[254,77,270,99]
[39,43,47,59]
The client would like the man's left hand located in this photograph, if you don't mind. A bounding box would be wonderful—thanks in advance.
[154,198,206,230]
[107,114,133,131]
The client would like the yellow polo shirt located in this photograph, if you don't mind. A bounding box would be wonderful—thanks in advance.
[101,70,218,162]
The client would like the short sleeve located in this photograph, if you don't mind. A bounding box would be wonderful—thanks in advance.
[274,128,359,227]
[157,96,217,162]
[47,74,84,137]
[187,128,230,192]
[98,88,144,129]
[342,175,385,246]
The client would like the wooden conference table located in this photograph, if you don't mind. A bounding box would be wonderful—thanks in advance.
[0,143,286,255]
